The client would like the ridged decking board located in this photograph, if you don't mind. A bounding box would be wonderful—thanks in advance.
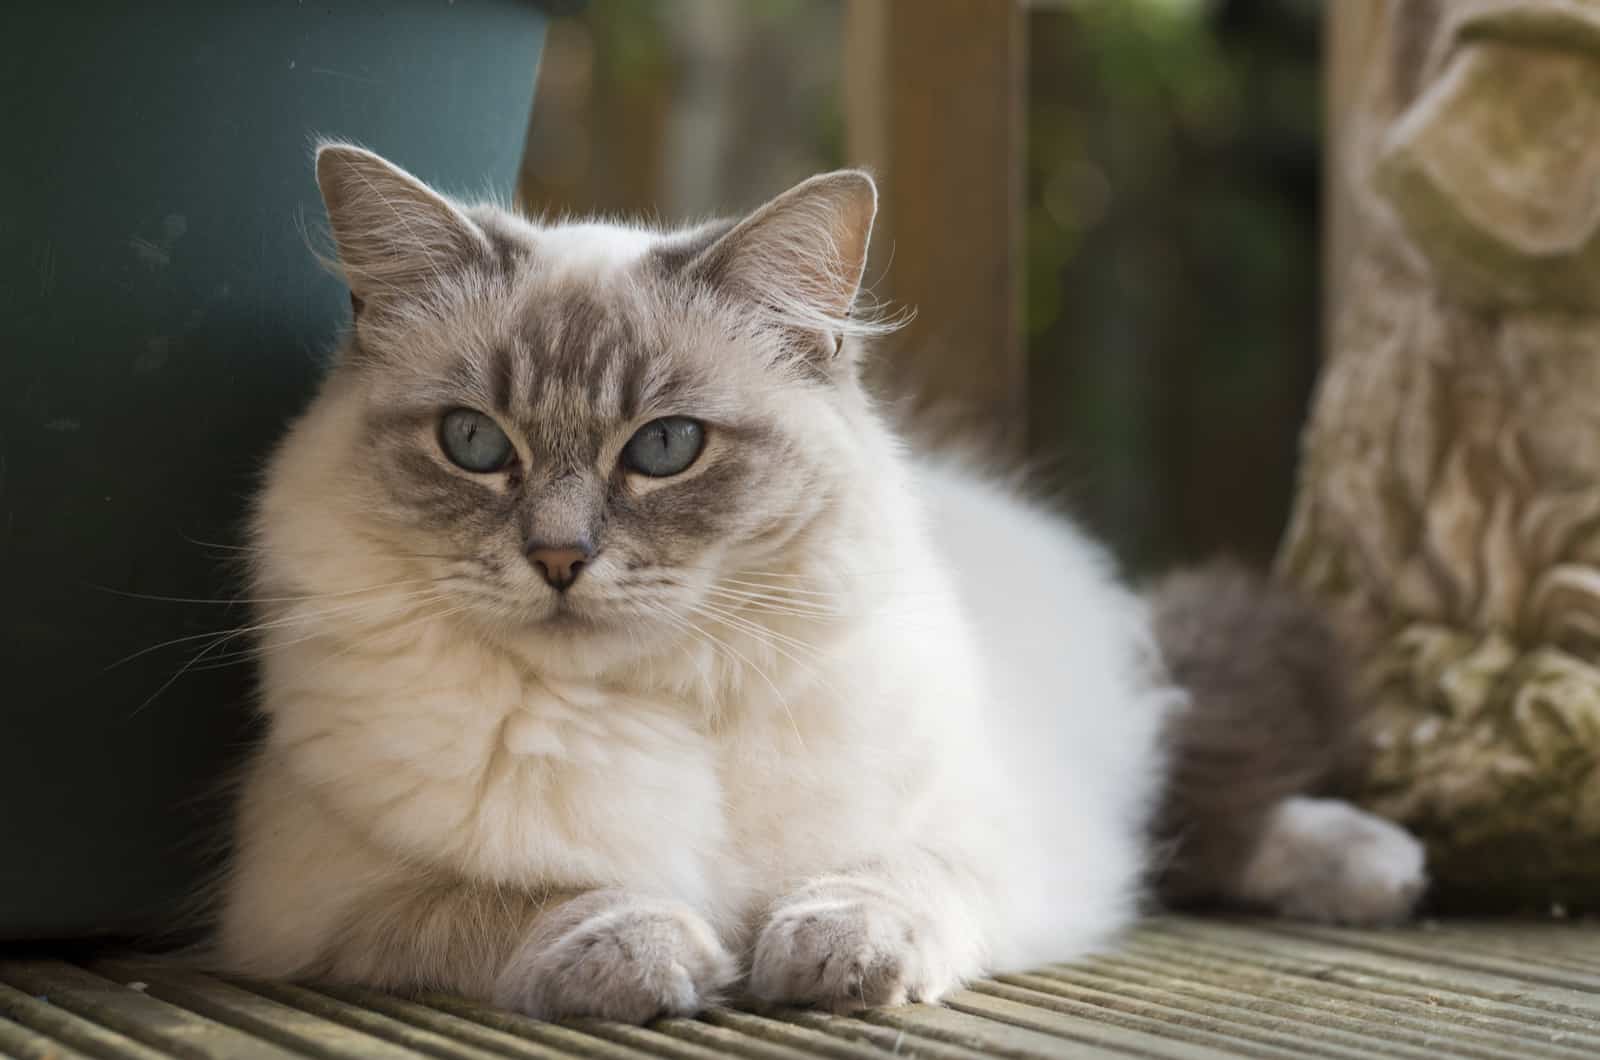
[1,918,1596,1059]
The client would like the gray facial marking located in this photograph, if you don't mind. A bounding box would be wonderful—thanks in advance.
[391,449,506,531]
[487,344,516,414]
[650,219,737,276]
[469,209,535,276]
[520,294,593,428]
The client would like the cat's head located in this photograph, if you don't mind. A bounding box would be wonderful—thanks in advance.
[255,144,895,650]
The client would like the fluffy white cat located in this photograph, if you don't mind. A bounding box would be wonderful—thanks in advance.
[216,144,1424,1022]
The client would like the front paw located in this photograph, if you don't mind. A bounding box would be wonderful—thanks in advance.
[750,881,939,1012]
[494,893,735,1023]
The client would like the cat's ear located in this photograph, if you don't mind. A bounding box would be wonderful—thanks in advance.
[688,170,878,360]
[315,143,493,312]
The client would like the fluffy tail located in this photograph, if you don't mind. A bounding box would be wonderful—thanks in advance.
[1146,559,1425,923]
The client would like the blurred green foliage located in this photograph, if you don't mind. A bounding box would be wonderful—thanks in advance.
[1026,0,1322,574]
[586,0,670,88]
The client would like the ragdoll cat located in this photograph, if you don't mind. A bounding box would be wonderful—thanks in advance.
[216,143,1425,1022]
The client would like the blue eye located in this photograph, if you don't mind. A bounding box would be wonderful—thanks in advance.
[622,417,705,477]
[439,409,514,472]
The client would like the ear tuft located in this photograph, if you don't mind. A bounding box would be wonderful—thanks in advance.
[314,142,492,307]
[689,170,881,355]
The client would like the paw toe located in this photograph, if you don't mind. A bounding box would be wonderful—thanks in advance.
[495,897,733,1023]
[750,890,931,1012]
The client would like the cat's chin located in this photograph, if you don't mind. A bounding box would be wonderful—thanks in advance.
[477,596,686,681]
[534,604,607,633]
[475,592,639,641]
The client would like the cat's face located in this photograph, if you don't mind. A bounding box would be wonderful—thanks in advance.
[289,145,879,639]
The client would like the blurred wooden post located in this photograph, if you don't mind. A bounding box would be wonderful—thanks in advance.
[845,0,1027,450]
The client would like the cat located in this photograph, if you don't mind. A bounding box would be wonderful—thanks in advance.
[214,143,1425,1022]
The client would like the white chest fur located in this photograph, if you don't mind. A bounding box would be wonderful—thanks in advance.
[262,627,729,910]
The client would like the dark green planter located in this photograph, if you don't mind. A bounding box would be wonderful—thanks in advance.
[1,3,553,939]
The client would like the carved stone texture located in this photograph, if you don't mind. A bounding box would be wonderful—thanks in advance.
[1282,0,1600,909]
[1378,3,1600,310]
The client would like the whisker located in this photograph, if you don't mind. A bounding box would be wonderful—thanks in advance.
[323,597,478,665]
[660,604,808,752]
[690,599,831,660]
[204,590,460,669]
[719,577,846,600]
[130,586,464,711]
[109,583,458,670]
[688,602,834,687]
[647,609,721,684]
[89,576,445,608]
[180,534,258,554]
[129,628,245,718]
[701,586,841,619]
[178,534,476,566]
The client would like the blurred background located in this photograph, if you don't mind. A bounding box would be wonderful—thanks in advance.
[519,0,1323,575]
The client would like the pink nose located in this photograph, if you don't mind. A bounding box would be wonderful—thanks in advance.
[527,545,589,591]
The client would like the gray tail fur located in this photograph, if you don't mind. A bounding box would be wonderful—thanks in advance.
[1146,558,1365,906]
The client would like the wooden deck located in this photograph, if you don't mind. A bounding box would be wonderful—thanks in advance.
[3,917,1598,1058]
